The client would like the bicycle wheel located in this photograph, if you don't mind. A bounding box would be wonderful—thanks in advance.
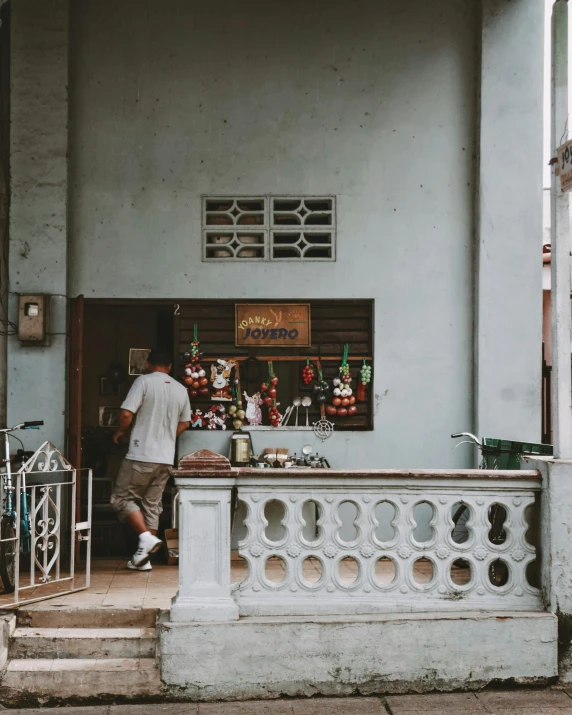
[0,515,16,594]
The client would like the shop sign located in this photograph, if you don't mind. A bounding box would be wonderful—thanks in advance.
[558,139,572,192]
[235,304,311,346]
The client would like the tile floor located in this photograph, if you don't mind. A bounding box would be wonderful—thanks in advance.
[0,552,468,609]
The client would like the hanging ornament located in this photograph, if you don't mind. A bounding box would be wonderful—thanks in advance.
[228,365,246,429]
[313,359,334,440]
[302,358,315,386]
[206,404,229,430]
[243,390,264,425]
[210,358,236,401]
[183,324,207,399]
[357,358,372,403]
[190,409,204,428]
[312,364,330,407]
[263,361,282,427]
[330,343,355,417]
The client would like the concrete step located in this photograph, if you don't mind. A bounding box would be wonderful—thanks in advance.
[9,627,156,659]
[17,606,158,629]
[0,658,163,703]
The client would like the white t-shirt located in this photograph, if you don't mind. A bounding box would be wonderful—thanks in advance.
[121,372,191,465]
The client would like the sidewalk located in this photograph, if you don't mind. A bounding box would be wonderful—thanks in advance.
[6,689,572,714]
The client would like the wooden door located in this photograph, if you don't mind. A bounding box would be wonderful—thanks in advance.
[68,295,84,523]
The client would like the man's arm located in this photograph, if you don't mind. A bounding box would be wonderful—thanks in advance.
[176,421,190,437]
[113,409,134,444]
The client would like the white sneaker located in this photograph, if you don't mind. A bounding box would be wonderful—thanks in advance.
[127,559,152,572]
[131,531,162,567]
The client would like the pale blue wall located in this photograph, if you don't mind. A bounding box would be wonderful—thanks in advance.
[8,0,68,452]
[65,0,478,469]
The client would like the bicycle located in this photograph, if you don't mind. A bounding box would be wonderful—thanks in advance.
[0,421,44,593]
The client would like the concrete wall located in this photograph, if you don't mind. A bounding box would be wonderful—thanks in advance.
[160,611,558,699]
[8,0,68,450]
[7,0,545,469]
[67,0,477,469]
[475,0,544,443]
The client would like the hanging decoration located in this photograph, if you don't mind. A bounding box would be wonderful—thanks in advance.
[313,364,330,408]
[313,359,334,441]
[262,361,281,427]
[243,390,264,426]
[183,325,208,400]
[302,358,315,386]
[206,404,229,430]
[228,364,246,429]
[190,409,204,428]
[210,358,236,401]
[330,343,357,417]
[357,359,372,403]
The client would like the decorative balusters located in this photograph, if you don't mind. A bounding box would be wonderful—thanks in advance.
[235,487,542,616]
[172,451,542,621]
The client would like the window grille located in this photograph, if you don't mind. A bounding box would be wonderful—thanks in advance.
[202,196,335,262]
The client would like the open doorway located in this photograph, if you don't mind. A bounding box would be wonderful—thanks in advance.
[79,301,175,558]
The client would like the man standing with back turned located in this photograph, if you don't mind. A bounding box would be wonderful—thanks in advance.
[110,349,191,571]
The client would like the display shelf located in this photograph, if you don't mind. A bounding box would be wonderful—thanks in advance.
[178,299,374,431]
[243,425,314,431]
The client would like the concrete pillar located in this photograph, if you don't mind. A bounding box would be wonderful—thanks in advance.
[476,0,544,443]
[170,451,239,623]
[527,457,572,681]
[8,0,69,449]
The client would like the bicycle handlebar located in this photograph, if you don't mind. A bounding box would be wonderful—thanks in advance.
[451,432,482,446]
[0,421,44,434]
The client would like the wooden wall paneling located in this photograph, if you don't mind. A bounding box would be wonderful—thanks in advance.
[177,300,374,430]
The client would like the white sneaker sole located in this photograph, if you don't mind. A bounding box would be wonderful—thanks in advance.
[132,539,163,567]
[127,560,151,572]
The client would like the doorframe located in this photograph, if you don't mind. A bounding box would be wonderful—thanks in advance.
[67,298,181,537]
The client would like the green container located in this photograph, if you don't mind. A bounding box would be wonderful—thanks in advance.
[481,438,553,470]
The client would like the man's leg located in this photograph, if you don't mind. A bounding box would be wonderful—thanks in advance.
[125,510,155,536]
[140,464,171,537]
[111,460,161,566]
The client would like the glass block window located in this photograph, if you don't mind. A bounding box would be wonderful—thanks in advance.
[202,196,335,262]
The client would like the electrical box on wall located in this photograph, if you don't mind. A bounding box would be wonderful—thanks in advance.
[18,294,49,346]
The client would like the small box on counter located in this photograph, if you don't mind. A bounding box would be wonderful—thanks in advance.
[163,528,179,565]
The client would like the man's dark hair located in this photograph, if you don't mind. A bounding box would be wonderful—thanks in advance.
[147,348,172,367]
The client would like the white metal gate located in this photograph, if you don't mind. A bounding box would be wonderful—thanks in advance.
[0,441,92,607]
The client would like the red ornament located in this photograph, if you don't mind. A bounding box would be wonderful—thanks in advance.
[302,360,315,385]
[264,396,273,406]
[270,376,279,386]
[260,383,269,393]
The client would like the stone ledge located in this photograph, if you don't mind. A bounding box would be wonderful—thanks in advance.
[160,611,557,701]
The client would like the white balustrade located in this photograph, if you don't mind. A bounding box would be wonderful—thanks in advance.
[172,451,542,621]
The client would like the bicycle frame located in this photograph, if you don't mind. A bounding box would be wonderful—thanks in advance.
[2,425,39,556]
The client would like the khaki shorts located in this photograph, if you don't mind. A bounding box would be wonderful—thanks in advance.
[110,459,171,531]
